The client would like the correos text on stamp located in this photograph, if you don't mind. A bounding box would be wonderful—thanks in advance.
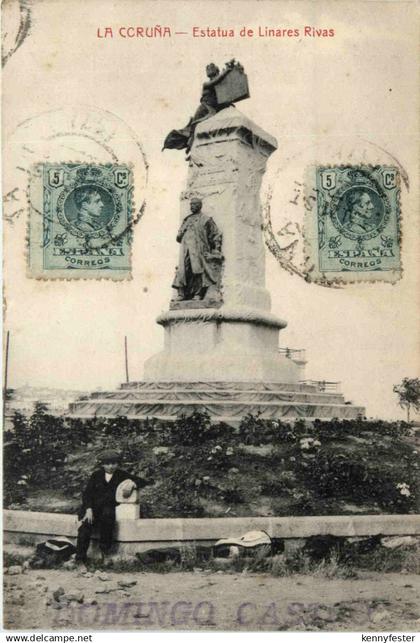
[305,165,401,284]
[28,163,133,279]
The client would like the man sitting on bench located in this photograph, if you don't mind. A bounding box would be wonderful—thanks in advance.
[75,449,149,565]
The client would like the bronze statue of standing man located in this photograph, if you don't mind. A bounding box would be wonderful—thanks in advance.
[172,198,222,302]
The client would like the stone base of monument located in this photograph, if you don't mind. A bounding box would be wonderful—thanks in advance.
[143,307,298,384]
[69,380,364,422]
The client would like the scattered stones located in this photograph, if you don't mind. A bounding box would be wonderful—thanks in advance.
[316,607,337,622]
[86,598,98,606]
[370,609,390,623]
[8,590,26,606]
[53,587,65,602]
[36,575,46,580]
[117,579,137,588]
[63,559,77,571]
[94,571,110,581]
[8,565,23,575]
[62,591,84,603]
[94,583,118,594]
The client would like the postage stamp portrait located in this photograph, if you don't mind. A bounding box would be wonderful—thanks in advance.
[305,166,401,283]
[28,163,133,279]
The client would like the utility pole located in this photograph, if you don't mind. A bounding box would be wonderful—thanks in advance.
[124,335,129,384]
[3,330,10,425]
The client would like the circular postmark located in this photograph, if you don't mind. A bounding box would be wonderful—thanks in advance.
[262,136,408,287]
[4,105,148,266]
[2,0,32,68]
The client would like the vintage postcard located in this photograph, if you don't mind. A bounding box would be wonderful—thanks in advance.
[2,0,419,637]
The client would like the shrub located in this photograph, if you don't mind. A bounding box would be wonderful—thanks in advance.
[4,409,419,517]
[5,405,66,487]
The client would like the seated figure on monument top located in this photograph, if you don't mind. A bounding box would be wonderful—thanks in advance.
[162,59,249,155]
[171,197,223,307]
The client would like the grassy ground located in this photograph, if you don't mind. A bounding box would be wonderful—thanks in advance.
[5,537,420,577]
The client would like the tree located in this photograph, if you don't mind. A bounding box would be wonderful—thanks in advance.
[394,378,420,422]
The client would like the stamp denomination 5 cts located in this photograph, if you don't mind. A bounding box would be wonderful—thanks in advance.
[28,163,133,279]
[305,165,401,284]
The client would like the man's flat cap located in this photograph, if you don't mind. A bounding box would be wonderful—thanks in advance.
[100,449,121,463]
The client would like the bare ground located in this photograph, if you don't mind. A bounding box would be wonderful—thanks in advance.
[4,566,420,631]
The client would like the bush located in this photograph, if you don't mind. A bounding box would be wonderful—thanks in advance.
[4,409,419,517]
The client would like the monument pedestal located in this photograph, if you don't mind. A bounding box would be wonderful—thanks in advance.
[144,108,298,385]
[70,109,365,422]
[143,308,298,384]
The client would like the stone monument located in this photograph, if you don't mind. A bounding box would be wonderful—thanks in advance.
[70,62,364,421]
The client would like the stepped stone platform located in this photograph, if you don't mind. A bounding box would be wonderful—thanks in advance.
[69,381,364,422]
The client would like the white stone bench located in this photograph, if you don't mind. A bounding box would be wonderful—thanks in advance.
[4,510,420,556]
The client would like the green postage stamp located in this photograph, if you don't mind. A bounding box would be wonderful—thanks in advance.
[28,163,133,279]
[305,165,401,284]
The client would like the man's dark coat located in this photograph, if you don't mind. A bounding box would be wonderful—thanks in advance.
[78,468,148,519]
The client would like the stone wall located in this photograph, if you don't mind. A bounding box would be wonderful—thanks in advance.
[4,510,420,557]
